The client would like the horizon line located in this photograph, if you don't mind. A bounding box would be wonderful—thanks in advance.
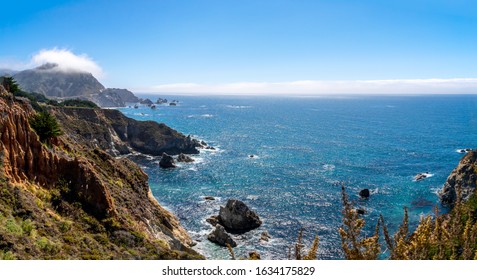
[129,78,477,95]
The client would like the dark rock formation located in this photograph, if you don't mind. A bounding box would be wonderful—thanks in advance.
[206,215,219,226]
[218,199,262,232]
[140,98,154,106]
[207,225,237,247]
[52,107,204,157]
[177,153,194,163]
[356,209,366,215]
[359,189,370,198]
[204,196,215,201]
[260,231,271,242]
[440,151,477,205]
[159,153,176,168]
[156,98,168,104]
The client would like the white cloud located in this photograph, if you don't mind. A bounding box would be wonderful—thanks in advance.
[134,78,477,95]
[30,48,104,77]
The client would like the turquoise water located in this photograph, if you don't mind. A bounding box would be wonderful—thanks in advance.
[118,94,477,259]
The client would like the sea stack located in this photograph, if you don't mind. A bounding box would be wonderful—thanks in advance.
[218,199,262,232]
[159,152,176,168]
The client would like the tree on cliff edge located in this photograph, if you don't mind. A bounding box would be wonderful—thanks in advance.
[0,76,20,94]
[29,111,63,143]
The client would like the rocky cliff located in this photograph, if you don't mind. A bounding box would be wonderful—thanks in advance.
[91,88,139,107]
[0,85,202,259]
[440,151,477,205]
[52,107,203,157]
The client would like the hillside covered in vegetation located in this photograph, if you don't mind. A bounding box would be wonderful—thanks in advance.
[0,80,202,260]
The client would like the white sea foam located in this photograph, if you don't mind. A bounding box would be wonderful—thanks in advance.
[226,105,252,109]
[322,164,335,171]
[187,114,215,118]
[192,157,206,164]
[456,148,472,153]
[133,112,151,117]
[200,146,224,153]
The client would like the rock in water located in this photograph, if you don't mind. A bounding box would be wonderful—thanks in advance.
[441,151,477,205]
[218,199,262,232]
[414,172,431,181]
[159,152,176,168]
[260,231,271,242]
[177,153,194,163]
[206,215,219,226]
[208,225,237,247]
[359,189,370,198]
[248,251,261,260]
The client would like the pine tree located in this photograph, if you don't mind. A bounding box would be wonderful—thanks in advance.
[29,111,63,143]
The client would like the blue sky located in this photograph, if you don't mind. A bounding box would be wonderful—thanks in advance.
[1,0,476,94]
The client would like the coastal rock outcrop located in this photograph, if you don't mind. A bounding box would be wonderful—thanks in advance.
[177,153,194,163]
[206,215,219,226]
[218,199,262,232]
[140,98,154,106]
[207,225,237,247]
[159,153,176,168]
[440,151,477,205]
[91,88,140,107]
[52,107,204,157]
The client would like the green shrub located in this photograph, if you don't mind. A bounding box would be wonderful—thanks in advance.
[29,111,63,143]
[60,99,98,108]
[21,219,35,236]
[0,251,16,260]
[5,219,23,236]
[36,237,58,254]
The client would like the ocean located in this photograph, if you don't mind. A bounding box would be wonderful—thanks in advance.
[118,94,477,259]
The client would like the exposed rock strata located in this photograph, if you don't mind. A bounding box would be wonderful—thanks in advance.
[52,107,203,157]
[440,151,477,205]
